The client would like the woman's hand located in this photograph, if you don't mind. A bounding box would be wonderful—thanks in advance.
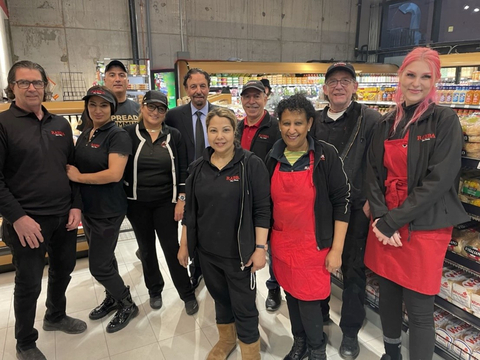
[66,164,81,182]
[177,243,189,268]
[245,249,266,273]
[372,219,402,247]
[174,201,185,222]
[325,248,342,273]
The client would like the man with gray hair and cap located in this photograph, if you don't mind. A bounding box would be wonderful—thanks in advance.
[311,62,381,360]
[236,80,281,311]
[0,60,86,360]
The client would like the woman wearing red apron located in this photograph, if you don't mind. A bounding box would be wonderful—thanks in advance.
[266,94,351,360]
[364,48,469,360]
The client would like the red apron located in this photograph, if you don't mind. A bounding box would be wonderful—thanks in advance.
[364,132,452,295]
[270,152,330,301]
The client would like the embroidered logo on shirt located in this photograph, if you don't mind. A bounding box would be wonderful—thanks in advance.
[320,155,325,161]
[226,175,240,182]
[258,134,269,140]
[90,143,100,148]
[417,133,436,142]
[50,130,65,137]
[161,141,167,148]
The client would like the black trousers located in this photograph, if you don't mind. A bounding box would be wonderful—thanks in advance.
[198,249,259,344]
[285,291,326,350]
[2,214,77,351]
[379,276,436,360]
[321,208,369,337]
[127,200,195,302]
[82,214,128,300]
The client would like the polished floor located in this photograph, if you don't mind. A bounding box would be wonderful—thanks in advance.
[0,229,397,360]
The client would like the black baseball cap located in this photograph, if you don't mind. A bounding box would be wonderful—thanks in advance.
[241,80,265,95]
[260,79,271,90]
[143,90,168,107]
[83,86,118,113]
[325,62,356,80]
[105,60,128,73]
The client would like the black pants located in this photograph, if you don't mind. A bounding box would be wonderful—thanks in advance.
[127,200,195,302]
[82,214,128,300]
[321,208,369,337]
[265,244,279,290]
[379,276,436,360]
[2,214,77,350]
[198,249,259,344]
[285,291,325,350]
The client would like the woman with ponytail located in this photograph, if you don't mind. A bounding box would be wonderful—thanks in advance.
[364,47,469,360]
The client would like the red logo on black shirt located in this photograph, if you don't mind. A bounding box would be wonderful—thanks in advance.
[226,175,240,182]
[320,155,325,161]
[161,141,167,148]
[90,143,100,148]
[417,133,435,142]
[258,134,269,140]
[51,130,65,137]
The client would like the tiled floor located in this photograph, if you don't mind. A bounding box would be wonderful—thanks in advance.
[0,230,393,360]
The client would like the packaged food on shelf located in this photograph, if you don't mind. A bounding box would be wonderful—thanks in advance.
[452,277,480,312]
[435,316,472,350]
[450,227,480,256]
[365,270,380,305]
[139,65,147,75]
[129,64,138,75]
[452,329,480,359]
[460,114,480,136]
[472,292,480,317]
[439,269,468,301]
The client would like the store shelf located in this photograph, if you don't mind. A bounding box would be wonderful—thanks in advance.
[433,342,461,360]
[357,100,396,106]
[444,103,480,109]
[435,295,480,329]
[445,250,480,276]
[462,157,480,169]
[462,202,480,219]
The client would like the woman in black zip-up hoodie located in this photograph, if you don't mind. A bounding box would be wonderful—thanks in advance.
[178,107,271,359]
[123,91,198,315]
[364,47,469,360]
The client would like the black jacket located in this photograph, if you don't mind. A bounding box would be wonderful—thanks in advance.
[236,111,281,163]
[123,122,188,201]
[266,136,351,249]
[165,102,217,165]
[184,146,271,269]
[312,102,381,209]
[367,103,470,237]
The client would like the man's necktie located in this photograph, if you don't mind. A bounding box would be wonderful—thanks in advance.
[195,111,205,159]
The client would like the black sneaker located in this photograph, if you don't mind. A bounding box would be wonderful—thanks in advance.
[89,292,119,320]
[43,315,87,334]
[149,295,163,310]
[283,336,308,360]
[190,274,203,290]
[266,288,281,311]
[16,346,46,360]
[339,335,360,359]
[185,299,199,315]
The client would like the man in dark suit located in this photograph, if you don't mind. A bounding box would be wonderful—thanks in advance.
[166,68,216,288]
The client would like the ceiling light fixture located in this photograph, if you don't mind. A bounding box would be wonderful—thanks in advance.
[465,5,470,9]
[475,7,480,12]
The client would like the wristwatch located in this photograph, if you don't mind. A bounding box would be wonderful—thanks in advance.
[256,244,268,251]
[178,195,186,201]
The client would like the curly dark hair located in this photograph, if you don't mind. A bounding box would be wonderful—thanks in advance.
[5,60,50,101]
[183,68,211,88]
[276,94,316,122]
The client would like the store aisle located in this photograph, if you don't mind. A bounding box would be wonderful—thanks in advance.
[0,230,392,360]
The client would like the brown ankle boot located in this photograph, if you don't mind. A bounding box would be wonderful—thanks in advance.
[206,323,237,360]
[239,339,261,360]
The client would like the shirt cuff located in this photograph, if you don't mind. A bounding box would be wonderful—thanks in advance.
[375,217,396,238]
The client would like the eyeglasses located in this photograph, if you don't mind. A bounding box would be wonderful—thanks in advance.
[325,78,355,87]
[12,80,46,89]
[145,103,167,114]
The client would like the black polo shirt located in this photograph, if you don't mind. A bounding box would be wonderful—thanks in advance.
[136,122,173,202]
[195,148,243,258]
[315,102,357,154]
[0,103,79,223]
[75,121,132,218]
[269,136,316,172]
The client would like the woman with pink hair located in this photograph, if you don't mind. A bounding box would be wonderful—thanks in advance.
[364,47,469,360]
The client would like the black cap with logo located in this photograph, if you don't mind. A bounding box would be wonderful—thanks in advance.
[143,91,168,108]
[241,80,266,95]
[105,60,128,73]
[83,86,118,114]
[325,62,356,80]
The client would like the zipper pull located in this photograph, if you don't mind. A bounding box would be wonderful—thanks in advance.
[240,262,245,271]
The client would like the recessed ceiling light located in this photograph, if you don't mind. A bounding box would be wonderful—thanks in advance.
[475,7,480,11]
[465,5,470,9]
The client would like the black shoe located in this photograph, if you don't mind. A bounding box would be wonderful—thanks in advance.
[16,346,46,360]
[42,315,87,334]
[266,288,281,311]
[283,336,308,360]
[307,332,328,360]
[106,288,139,333]
[190,274,203,290]
[185,299,199,315]
[135,249,141,260]
[89,291,119,320]
[339,335,359,359]
[149,295,163,310]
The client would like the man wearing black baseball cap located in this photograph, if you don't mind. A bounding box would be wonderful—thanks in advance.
[77,60,140,132]
[236,80,281,312]
[260,78,272,98]
[311,62,382,359]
